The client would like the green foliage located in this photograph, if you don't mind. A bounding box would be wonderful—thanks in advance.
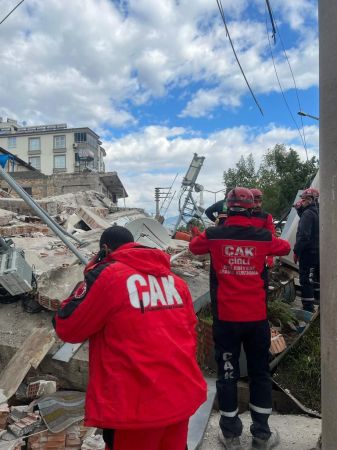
[223,145,319,218]
[224,153,258,190]
[267,299,296,328]
[274,316,321,412]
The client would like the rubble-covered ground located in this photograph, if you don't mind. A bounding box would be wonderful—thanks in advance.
[0,189,212,449]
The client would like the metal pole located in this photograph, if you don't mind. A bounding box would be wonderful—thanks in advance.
[0,166,88,265]
[320,1,337,448]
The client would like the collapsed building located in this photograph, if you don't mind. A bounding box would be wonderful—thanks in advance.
[0,151,321,449]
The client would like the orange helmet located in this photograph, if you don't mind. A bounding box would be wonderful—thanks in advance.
[227,187,254,209]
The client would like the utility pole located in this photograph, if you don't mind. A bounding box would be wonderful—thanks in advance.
[320,1,337,448]
[154,187,171,223]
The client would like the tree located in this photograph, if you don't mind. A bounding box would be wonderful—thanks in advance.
[258,145,318,217]
[223,153,258,190]
[222,145,319,218]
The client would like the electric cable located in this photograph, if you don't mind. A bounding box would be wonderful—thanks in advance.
[264,8,309,160]
[0,0,25,26]
[216,0,264,116]
[265,0,309,157]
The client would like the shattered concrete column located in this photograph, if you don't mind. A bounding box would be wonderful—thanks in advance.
[319,1,337,448]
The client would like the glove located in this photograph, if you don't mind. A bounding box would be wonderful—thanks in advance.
[266,256,274,268]
[293,253,298,264]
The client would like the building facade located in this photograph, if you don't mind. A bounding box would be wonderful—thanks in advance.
[0,146,127,203]
[0,118,106,175]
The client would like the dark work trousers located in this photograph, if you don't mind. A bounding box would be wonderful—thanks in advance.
[213,320,272,440]
[299,251,320,312]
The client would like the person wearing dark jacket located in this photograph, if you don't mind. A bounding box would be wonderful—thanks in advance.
[250,189,276,268]
[189,188,290,450]
[205,198,227,225]
[294,188,320,312]
[54,226,207,450]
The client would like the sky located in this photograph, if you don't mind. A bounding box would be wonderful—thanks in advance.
[0,0,319,219]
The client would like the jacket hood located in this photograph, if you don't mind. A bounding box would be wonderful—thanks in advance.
[105,242,171,276]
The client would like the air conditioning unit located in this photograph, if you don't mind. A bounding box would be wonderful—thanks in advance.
[73,143,78,149]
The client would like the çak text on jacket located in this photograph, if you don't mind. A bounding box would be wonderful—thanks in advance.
[127,274,184,310]
[223,245,256,257]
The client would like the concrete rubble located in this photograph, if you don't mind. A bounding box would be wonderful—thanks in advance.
[0,188,213,449]
[0,187,321,449]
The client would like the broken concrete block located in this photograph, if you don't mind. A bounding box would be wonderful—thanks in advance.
[81,434,105,449]
[8,412,41,437]
[0,404,9,429]
[0,208,14,226]
[26,380,57,399]
[37,265,84,311]
[10,405,29,421]
[76,207,110,230]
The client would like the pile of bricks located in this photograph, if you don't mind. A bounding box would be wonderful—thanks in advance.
[0,224,51,237]
[27,422,86,450]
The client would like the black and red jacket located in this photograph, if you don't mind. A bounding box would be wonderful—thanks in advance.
[55,242,206,430]
[251,209,275,234]
[189,215,290,322]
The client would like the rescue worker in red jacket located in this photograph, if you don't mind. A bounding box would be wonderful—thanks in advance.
[250,188,275,268]
[189,188,290,450]
[54,226,207,450]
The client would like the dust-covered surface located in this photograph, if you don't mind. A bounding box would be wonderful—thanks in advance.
[200,411,321,450]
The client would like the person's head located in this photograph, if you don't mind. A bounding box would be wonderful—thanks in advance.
[99,226,134,256]
[226,187,254,216]
[300,188,319,208]
[250,188,263,209]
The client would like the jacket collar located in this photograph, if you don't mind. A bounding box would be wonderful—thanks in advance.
[225,215,253,227]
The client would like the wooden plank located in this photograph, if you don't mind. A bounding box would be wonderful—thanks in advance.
[0,326,55,404]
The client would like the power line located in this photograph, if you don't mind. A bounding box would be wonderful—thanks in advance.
[264,6,309,160]
[216,0,264,116]
[0,0,25,26]
[265,0,277,43]
[268,1,309,153]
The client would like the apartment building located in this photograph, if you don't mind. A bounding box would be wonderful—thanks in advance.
[0,118,106,175]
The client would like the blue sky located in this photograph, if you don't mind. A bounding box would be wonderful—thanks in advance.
[0,0,318,216]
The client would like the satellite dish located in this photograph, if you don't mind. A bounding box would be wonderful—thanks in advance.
[125,218,171,250]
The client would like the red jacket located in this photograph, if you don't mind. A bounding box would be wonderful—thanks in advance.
[189,215,290,322]
[55,243,206,430]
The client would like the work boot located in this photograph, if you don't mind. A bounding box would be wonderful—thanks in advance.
[251,430,280,449]
[218,431,243,450]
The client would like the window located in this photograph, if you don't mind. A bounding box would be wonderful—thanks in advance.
[54,155,66,169]
[54,135,66,149]
[29,156,41,170]
[29,137,40,151]
[8,137,16,149]
[74,132,87,143]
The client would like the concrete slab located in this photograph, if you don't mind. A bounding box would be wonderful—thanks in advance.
[200,411,321,450]
[188,378,216,450]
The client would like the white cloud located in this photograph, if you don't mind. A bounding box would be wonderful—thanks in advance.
[104,123,319,216]
[0,0,318,125]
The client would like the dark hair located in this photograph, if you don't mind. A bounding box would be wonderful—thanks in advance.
[99,226,134,251]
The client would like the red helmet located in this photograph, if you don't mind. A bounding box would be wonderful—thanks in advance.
[300,188,319,199]
[250,188,263,199]
[226,187,254,209]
